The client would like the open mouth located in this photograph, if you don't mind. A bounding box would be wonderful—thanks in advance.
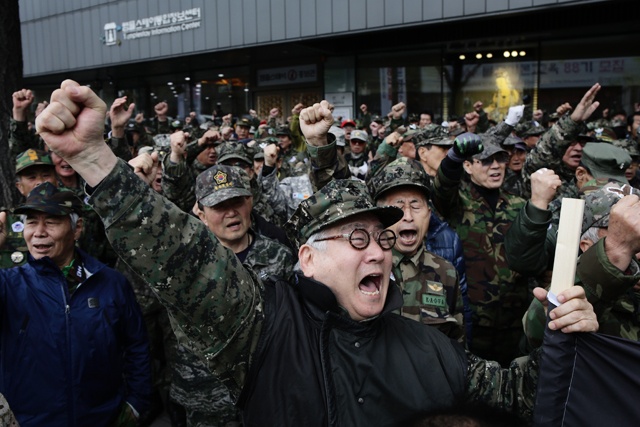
[227,220,242,230]
[489,172,502,180]
[33,243,52,251]
[359,274,381,296]
[398,229,418,247]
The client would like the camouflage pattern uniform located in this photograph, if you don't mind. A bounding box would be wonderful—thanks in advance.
[1,150,55,269]
[523,183,640,347]
[259,166,313,220]
[433,143,529,366]
[370,157,465,342]
[89,161,546,424]
[9,118,44,158]
[522,115,584,201]
[169,165,294,427]
[0,213,28,269]
[0,393,18,427]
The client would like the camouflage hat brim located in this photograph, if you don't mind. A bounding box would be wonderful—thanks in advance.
[218,153,252,165]
[473,142,507,160]
[297,204,403,249]
[14,183,83,216]
[199,188,252,207]
[285,179,404,249]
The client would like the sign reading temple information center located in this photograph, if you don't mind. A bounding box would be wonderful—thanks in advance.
[104,8,201,45]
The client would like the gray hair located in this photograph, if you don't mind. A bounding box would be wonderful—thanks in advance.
[293,229,329,273]
[20,212,80,232]
[580,226,601,245]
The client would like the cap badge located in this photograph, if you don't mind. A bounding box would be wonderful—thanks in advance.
[214,171,228,184]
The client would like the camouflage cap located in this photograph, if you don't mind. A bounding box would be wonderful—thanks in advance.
[580,142,631,184]
[416,135,453,148]
[581,182,638,233]
[473,141,508,161]
[370,157,431,201]
[217,142,252,166]
[196,165,252,207]
[284,179,403,249]
[350,129,369,142]
[15,182,83,216]
[15,149,54,174]
[611,138,640,159]
[516,121,546,138]
[502,135,524,147]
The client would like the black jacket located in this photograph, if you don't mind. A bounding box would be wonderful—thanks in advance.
[238,274,468,427]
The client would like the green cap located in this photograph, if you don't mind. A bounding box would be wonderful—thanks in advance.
[275,125,291,136]
[15,182,83,216]
[371,157,431,201]
[581,182,639,233]
[217,142,252,166]
[196,165,252,207]
[15,149,54,174]
[580,142,631,184]
[285,179,403,249]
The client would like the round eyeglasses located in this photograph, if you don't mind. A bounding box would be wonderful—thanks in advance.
[314,228,396,251]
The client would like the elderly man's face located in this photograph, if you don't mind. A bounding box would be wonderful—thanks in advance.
[463,153,508,189]
[16,166,58,197]
[198,196,253,251]
[378,187,430,257]
[562,141,586,170]
[300,214,393,321]
[51,152,76,180]
[23,212,81,268]
[508,149,527,172]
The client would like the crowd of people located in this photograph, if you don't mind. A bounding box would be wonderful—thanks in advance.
[0,79,639,426]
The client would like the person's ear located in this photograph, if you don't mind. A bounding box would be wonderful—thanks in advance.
[73,218,84,241]
[462,160,473,175]
[579,238,594,253]
[417,146,428,161]
[575,166,591,188]
[298,244,315,277]
[197,208,208,225]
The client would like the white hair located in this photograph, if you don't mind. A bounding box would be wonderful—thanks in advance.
[20,212,80,231]
[580,226,601,245]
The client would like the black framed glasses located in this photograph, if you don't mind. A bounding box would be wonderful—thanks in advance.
[476,152,510,167]
[315,228,396,251]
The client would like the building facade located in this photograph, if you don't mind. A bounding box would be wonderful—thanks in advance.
[20,0,640,124]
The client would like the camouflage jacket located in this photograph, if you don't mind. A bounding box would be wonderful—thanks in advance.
[259,166,313,220]
[161,156,197,213]
[524,239,640,348]
[89,160,541,424]
[169,232,293,423]
[522,115,584,199]
[392,246,465,342]
[306,138,353,192]
[9,118,44,159]
[502,168,525,197]
[433,164,529,334]
[0,213,28,269]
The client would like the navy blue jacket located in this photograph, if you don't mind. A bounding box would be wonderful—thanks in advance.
[426,212,472,340]
[0,249,151,427]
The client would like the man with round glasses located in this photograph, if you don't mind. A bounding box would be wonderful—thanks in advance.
[34,81,598,426]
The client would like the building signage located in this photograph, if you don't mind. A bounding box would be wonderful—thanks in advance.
[257,65,317,86]
[103,8,201,45]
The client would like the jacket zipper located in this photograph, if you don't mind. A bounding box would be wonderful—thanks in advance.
[59,275,75,427]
